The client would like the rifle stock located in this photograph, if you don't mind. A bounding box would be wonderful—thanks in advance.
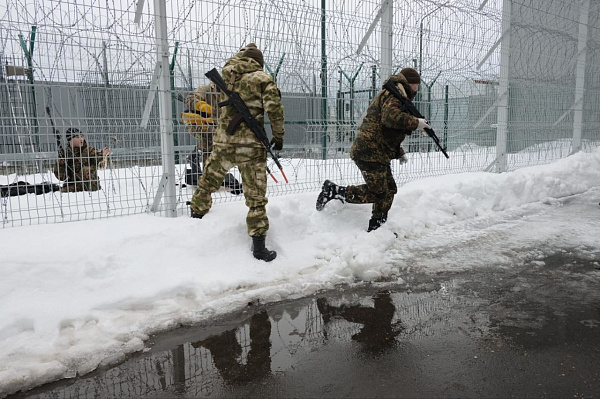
[383,80,449,159]
[205,68,288,183]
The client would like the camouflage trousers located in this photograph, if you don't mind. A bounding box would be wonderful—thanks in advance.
[346,160,397,220]
[189,144,269,237]
[188,125,214,170]
[61,167,101,192]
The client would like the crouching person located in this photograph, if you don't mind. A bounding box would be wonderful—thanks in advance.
[54,128,110,192]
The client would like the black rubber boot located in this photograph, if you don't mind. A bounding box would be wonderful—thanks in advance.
[252,236,277,262]
[223,173,243,195]
[316,180,347,211]
[190,211,204,219]
[186,201,205,219]
[367,214,388,232]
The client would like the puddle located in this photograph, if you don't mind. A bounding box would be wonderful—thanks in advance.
[12,257,600,399]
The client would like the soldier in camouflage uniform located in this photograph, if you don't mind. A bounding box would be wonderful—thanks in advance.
[54,128,110,193]
[316,68,431,232]
[189,43,285,262]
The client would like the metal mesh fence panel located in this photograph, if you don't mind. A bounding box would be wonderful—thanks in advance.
[1,0,599,227]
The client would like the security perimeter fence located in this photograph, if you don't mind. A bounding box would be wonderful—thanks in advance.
[1,0,599,227]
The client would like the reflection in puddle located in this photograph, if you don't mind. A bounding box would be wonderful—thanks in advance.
[317,291,402,353]
[19,282,468,398]
[190,310,271,385]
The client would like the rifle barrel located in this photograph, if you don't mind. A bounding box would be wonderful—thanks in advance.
[383,80,449,159]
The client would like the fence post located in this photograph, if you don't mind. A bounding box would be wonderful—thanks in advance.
[321,0,328,160]
[169,41,180,164]
[153,0,176,216]
[572,0,589,154]
[380,0,393,85]
[443,84,449,149]
[495,0,511,173]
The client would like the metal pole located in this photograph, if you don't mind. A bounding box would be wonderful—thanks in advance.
[169,41,179,122]
[321,0,328,160]
[154,0,176,216]
[337,70,342,149]
[169,41,180,164]
[371,65,377,100]
[495,0,511,173]
[419,21,423,76]
[380,0,393,86]
[27,27,37,139]
[572,0,589,154]
[338,70,343,122]
[187,49,193,91]
[443,84,449,149]
[102,41,110,122]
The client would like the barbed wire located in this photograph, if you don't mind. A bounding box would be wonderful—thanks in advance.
[0,0,507,91]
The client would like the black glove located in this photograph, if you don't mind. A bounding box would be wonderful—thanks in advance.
[394,144,406,160]
[270,137,283,151]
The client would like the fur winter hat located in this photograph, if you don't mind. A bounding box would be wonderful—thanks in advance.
[242,43,264,67]
[400,68,421,84]
[65,128,82,141]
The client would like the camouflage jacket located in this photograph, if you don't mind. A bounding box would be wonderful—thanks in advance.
[213,53,285,148]
[350,73,419,163]
[54,142,104,181]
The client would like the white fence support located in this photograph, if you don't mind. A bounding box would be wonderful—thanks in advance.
[153,0,177,217]
[380,0,393,85]
[495,0,511,173]
[572,0,590,154]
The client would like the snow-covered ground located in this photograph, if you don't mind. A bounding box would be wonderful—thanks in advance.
[1,148,600,398]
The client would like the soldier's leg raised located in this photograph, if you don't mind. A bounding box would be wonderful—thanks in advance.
[189,145,232,218]
[345,160,387,206]
[316,180,347,211]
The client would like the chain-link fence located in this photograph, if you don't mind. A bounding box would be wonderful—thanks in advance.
[1,0,599,227]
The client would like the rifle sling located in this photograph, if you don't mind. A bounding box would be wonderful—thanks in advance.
[227,71,237,91]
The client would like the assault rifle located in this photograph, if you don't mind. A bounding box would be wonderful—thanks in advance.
[383,79,449,159]
[204,68,289,183]
[46,105,77,179]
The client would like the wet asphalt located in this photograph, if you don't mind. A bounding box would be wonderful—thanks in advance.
[12,250,600,399]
